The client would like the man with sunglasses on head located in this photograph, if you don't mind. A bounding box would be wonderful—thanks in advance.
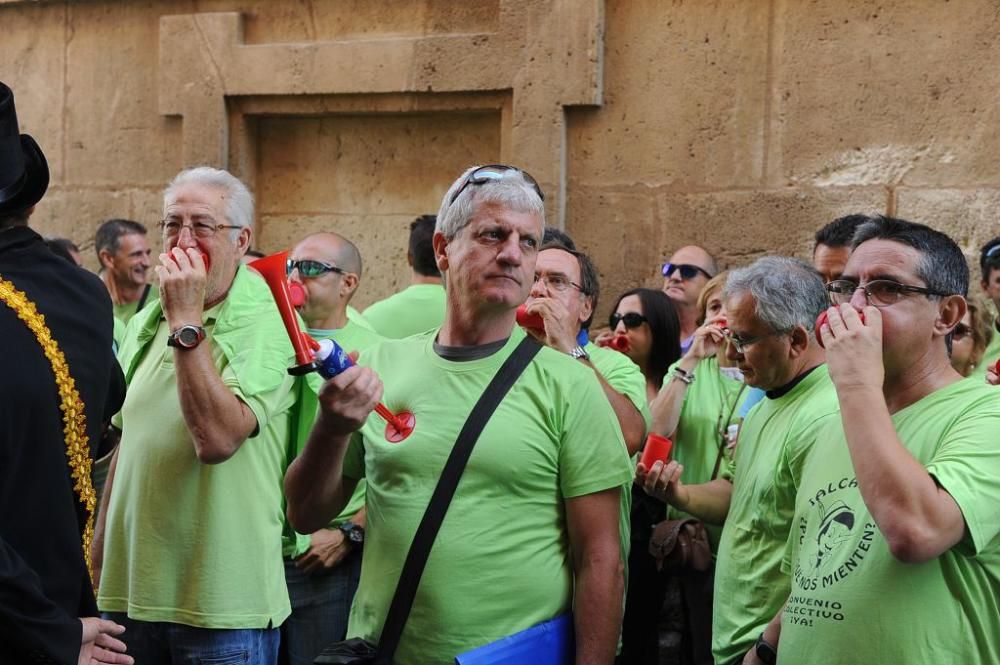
[286,165,633,665]
[975,236,1000,384]
[755,216,1000,665]
[661,246,717,354]
[638,257,838,665]
[93,167,299,663]
[280,232,382,665]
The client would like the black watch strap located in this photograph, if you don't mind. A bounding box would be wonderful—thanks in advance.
[755,633,777,665]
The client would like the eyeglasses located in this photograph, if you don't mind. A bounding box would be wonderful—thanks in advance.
[448,164,545,206]
[724,329,780,355]
[826,279,949,308]
[286,258,346,278]
[533,272,583,293]
[159,217,242,238]
[952,322,972,341]
[609,312,648,330]
[662,263,713,281]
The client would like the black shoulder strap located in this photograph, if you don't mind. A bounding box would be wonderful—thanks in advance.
[135,283,152,313]
[375,336,542,664]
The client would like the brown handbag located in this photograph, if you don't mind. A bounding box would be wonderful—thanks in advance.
[648,518,713,572]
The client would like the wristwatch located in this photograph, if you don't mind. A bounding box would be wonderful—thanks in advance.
[338,521,365,548]
[167,325,206,350]
[569,345,590,361]
[755,633,777,665]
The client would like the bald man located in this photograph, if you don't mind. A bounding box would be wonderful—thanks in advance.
[662,245,717,353]
[282,232,383,665]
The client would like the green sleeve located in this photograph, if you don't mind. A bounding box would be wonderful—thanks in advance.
[222,362,297,438]
[558,369,634,498]
[925,396,1000,554]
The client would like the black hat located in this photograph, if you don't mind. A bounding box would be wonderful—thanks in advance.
[0,81,49,216]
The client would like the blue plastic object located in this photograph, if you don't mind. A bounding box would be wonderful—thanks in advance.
[455,613,574,665]
[316,338,354,379]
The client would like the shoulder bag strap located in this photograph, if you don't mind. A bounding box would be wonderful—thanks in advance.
[135,283,152,313]
[374,336,543,664]
[710,381,748,481]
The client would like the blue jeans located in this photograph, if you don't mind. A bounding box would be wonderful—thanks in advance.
[280,551,362,665]
[102,613,279,665]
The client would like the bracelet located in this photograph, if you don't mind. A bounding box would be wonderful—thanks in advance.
[672,367,695,385]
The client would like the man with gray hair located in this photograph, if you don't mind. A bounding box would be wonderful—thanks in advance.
[286,164,633,664]
[637,256,839,665]
[93,166,298,662]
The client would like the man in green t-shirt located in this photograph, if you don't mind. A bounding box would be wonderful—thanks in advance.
[281,231,383,665]
[761,216,1000,665]
[363,214,446,339]
[637,257,838,665]
[975,236,1000,381]
[286,165,634,665]
[93,167,298,662]
[94,218,156,324]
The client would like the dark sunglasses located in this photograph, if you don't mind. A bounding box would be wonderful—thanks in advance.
[952,323,972,341]
[610,312,648,329]
[286,258,346,278]
[662,262,713,280]
[448,164,545,206]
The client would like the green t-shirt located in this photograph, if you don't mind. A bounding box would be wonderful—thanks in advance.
[347,305,376,332]
[974,317,1000,378]
[664,356,751,552]
[99,266,298,629]
[282,320,384,558]
[779,378,1000,664]
[343,329,633,664]
[712,365,839,665]
[362,283,447,339]
[112,283,158,324]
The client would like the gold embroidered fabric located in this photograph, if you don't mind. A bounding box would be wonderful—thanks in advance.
[0,275,96,580]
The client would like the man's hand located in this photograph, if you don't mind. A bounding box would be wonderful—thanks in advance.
[636,459,689,509]
[820,304,885,393]
[155,247,207,328]
[685,314,728,361]
[525,298,579,353]
[295,528,352,575]
[315,366,384,438]
[741,647,766,665]
[79,618,132,665]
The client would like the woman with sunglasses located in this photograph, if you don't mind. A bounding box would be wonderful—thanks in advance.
[950,299,995,377]
[599,288,682,403]
[602,288,681,664]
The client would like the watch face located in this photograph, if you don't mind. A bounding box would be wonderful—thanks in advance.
[178,327,201,347]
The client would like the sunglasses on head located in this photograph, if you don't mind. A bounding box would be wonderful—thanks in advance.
[610,312,648,329]
[286,258,346,278]
[448,164,545,206]
[662,262,713,280]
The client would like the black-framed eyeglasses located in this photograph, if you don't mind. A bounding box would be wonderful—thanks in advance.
[610,312,648,330]
[952,322,972,341]
[723,328,780,355]
[159,217,242,238]
[448,164,545,206]
[533,272,583,293]
[286,258,346,279]
[662,262,713,281]
[826,279,949,308]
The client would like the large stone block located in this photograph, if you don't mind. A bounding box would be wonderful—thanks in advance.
[567,0,770,189]
[768,0,1000,188]
[895,187,1000,297]
[569,185,887,321]
[63,2,183,186]
[0,3,66,183]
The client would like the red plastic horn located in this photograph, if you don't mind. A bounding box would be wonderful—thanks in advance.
[815,309,866,349]
[993,359,1000,375]
[516,304,545,332]
[599,335,631,353]
[250,251,318,373]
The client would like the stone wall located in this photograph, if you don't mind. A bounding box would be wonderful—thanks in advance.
[3,0,999,313]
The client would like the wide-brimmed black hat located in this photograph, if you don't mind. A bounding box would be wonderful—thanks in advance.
[0,81,49,216]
